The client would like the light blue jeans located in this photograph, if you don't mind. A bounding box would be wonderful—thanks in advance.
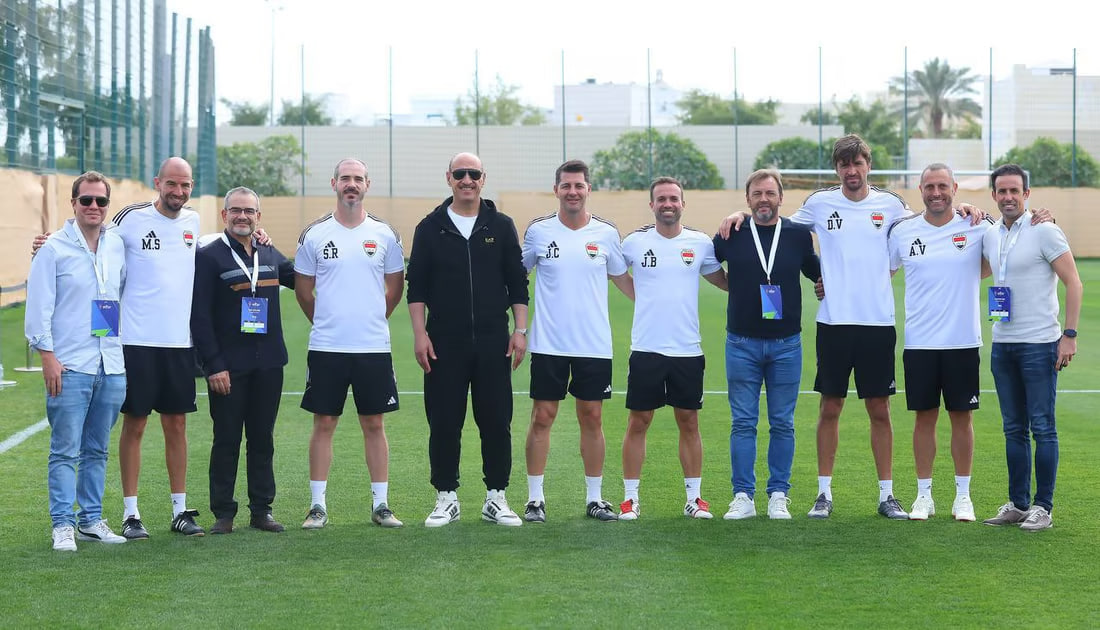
[726,332,802,498]
[46,366,126,528]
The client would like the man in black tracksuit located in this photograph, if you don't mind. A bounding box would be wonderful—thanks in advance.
[406,152,530,527]
[191,187,296,534]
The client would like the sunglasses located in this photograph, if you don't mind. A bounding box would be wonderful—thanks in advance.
[77,196,110,207]
[451,168,483,181]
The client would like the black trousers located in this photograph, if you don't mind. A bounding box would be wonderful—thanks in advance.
[208,367,283,519]
[424,332,513,492]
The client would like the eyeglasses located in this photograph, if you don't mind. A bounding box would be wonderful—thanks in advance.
[227,207,258,216]
[451,168,483,181]
[76,195,110,207]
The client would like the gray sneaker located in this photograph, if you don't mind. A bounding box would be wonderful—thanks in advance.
[371,503,404,528]
[302,504,328,529]
[877,495,909,520]
[1019,506,1053,532]
[807,493,833,519]
[983,502,1029,526]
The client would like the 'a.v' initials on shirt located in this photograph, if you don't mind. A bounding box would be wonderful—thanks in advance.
[908,238,926,257]
[142,230,160,250]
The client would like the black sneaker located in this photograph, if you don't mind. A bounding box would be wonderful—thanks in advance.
[586,500,618,522]
[807,493,833,519]
[878,495,909,520]
[524,501,546,523]
[121,516,150,540]
[170,509,206,536]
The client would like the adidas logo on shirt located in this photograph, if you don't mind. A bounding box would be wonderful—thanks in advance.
[641,248,657,268]
[827,211,843,231]
[545,240,560,259]
[322,240,339,260]
[141,230,160,250]
[908,238,927,257]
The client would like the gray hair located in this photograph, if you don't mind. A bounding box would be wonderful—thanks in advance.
[223,186,260,210]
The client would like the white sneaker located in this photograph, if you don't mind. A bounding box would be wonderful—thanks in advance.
[909,495,936,520]
[52,525,77,552]
[684,498,713,519]
[723,492,756,520]
[767,492,792,519]
[425,491,460,527]
[76,519,127,543]
[1020,506,1053,532]
[952,495,976,522]
[619,498,640,520]
[482,490,522,527]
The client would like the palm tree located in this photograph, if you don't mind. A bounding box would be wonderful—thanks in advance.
[890,58,982,138]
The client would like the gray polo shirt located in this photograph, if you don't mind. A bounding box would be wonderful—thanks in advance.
[982,210,1071,344]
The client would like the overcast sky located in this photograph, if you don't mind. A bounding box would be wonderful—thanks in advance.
[168,0,1095,122]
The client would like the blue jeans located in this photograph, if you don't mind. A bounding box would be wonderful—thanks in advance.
[46,367,126,527]
[726,332,802,498]
[990,341,1059,512]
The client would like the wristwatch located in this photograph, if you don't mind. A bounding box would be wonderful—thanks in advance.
[1063,329,1077,338]
[515,328,528,336]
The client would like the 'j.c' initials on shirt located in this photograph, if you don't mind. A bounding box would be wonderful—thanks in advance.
[545,240,559,259]
[141,230,160,250]
[321,240,339,260]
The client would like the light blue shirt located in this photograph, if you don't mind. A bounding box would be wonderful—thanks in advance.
[25,219,127,375]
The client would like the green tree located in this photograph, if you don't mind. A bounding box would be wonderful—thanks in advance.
[454,75,546,125]
[277,94,333,126]
[754,137,822,170]
[890,57,981,138]
[996,137,1100,187]
[215,135,304,196]
[222,98,269,126]
[676,89,779,125]
[592,129,723,191]
[801,97,903,158]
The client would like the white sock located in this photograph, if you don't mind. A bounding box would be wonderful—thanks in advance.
[917,478,933,497]
[123,496,139,521]
[623,479,640,502]
[955,475,971,498]
[527,475,545,503]
[310,480,327,510]
[170,493,186,517]
[818,476,832,501]
[585,476,603,504]
[684,477,701,502]
[878,480,894,503]
[370,482,388,509]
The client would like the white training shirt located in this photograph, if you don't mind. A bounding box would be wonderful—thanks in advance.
[888,213,991,349]
[622,225,721,356]
[983,211,1071,344]
[295,213,404,353]
[110,201,200,348]
[789,186,913,326]
[522,212,627,358]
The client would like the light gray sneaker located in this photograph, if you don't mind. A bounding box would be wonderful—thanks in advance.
[371,503,404,528]
[1019,506,1053,532]
[302,504,328,529]
[76,519,127,544]
[982,502,1029,526]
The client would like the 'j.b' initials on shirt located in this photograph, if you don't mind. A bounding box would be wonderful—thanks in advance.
[141,230,160,250]
[640,248,657,268]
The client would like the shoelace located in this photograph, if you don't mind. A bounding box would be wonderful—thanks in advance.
[1024,509,1046,523]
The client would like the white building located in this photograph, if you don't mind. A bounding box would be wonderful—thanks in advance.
[550,71,683,126]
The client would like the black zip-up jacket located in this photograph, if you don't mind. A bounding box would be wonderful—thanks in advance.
[406,197,528,340]
[191,232,296,376]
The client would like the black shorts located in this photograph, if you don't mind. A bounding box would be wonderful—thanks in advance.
[529,353,612,401]
[813,323,897,399]
[300,351,399,417]
[120,345,199,416]
[625,351,705,411]
[903,348,980,412]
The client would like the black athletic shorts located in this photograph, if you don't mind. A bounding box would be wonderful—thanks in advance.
[529,353,612,401]
[301,351,399,417]
[625,351,705,411]
[813,323,896,399]
[120,345,199,416]
[903,348,980,412]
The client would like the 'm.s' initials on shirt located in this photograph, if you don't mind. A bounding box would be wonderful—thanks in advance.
[141,230,160,250]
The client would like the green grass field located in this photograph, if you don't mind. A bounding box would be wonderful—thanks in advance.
[1,261,1098,628]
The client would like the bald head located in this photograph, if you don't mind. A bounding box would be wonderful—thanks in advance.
[158,156,193,179]
[154,156,194,214]
[448,152,482,171]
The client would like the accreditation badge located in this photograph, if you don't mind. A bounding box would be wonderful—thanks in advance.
[760,285,783,320]
[91,300,121,337]
[988,286,1011,322]
[241,297,269,334]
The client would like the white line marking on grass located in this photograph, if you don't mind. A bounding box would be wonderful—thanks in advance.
[0,418,48,454]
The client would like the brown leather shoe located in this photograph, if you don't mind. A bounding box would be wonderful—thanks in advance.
[210,518,234,534]
[249,513,285,533]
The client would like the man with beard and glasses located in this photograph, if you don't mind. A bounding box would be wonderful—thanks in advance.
[616,176,728,522]
[521,159,633,523]
[191,187,296,534]
[407,152,529,528]
[713,169,819,521]
[295,159,406,530]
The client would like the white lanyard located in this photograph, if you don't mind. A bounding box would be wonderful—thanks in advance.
[749,218,782,285]
[996,221,1023,286]
[222,234,259,295]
